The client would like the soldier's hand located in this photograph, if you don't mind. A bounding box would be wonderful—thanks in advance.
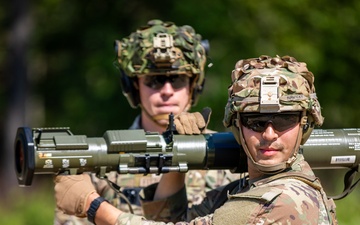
[54,174,96,217]
[174,107,212,134]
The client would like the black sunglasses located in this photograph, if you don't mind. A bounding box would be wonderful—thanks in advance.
[240,112,301,133]
[143,75,190,90]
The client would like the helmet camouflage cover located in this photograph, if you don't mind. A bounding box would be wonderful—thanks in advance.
[223,55,324,130]
[115,19,207,80]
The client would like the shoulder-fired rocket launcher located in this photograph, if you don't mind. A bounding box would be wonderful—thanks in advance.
[14,125,360,199]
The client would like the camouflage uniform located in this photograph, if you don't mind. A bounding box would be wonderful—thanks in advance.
[113,154,337,225]
[55,206,89,224]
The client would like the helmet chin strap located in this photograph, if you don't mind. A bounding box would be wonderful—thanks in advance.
[237,112,307,174]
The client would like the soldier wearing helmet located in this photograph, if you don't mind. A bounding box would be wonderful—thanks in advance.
[54,19,239,225]
[54,55,338,225]
[223,55,324,174]
[114,19,208,127]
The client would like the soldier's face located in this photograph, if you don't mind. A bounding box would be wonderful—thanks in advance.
[241,120,300,169]
[138,75,191,125]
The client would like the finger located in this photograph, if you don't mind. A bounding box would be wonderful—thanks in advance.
[179,113,193,134]
[193,112,206,129]
[187,113,201,134]
[174,117,185,134]
[55,174,88,183]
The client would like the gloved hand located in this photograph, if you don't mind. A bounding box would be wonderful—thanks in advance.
[54,174,96,217]
[174,107,212,134]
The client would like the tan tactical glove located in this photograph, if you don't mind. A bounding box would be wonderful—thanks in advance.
[174,107,212,134]
[54,174,96,217]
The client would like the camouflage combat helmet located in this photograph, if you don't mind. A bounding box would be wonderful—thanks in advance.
[114,19,208,108]
[223,55,324,173]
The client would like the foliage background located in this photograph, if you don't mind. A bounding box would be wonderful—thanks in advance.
[1,0,360,224]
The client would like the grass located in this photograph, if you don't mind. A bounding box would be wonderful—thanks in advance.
[0,180,55,225]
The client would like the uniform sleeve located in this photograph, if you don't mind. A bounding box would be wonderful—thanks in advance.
[115,212,214,225]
